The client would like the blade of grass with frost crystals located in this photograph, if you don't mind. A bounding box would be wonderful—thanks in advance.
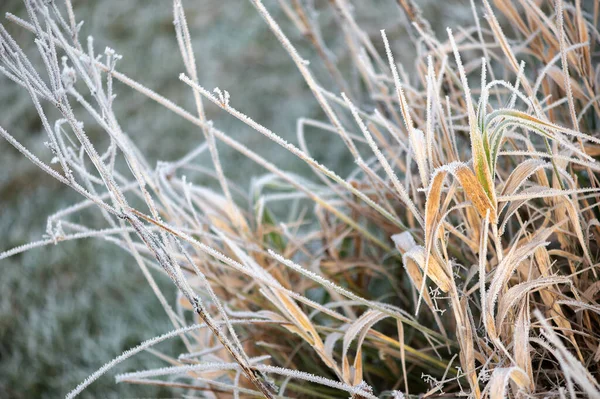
[66,323,204,398]
[532,42,590,98]
[485,110,600,166]
[179,76,408,234]
[173,0,237,231]
[393,233,449,337]
[9,13,397,250]
[498,187,600,202]
[123,214,278,398]
[248,0,360,133]
[341,309,386,384]
[6,14,390,249]
[425,55,435,171]
[250,0,389,172]
[402,246,450,296]
[400,241,449,297]
[481,0,535,99]
[534,247,584,358]
[499,150,600,171]
[115,361,248,382]
[257,284,340,373]
[533,310,600,396]
[123,377,270,398]
[0,227,136,260]
[342,92,422,226]
[478,208,490,327]
[447,28,495,204]
[127,209,361,327]
[486,367,530,399]
[117,363,378,399]
[428,163,497,226]
[129,206,439,373]
[66,320,280,398]
[176,239,257,371]
[497,185,600,262]
[0,125,120,215]
[256,365,373,399]
[266,249,450,344]
[495,276,571,331]
[514,303,534,391]
[416,161,496,314]
[24,29,129,215]
[545,66,588,102]
[498,158,554,215]
[500,159,549,198]
[556,0,580,131]
[485,221,566,340]
[380,30,430,189]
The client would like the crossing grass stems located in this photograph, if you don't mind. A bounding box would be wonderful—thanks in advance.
[1,0,600,397]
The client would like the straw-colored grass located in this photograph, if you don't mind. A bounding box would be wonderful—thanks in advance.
[1,0,599,397]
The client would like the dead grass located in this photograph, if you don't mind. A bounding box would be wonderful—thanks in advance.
[1,0,599,397]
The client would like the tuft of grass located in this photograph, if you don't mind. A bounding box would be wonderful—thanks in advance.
[1,0,600,397]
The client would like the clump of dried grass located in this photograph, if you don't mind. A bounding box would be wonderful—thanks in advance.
[1,0,600,397]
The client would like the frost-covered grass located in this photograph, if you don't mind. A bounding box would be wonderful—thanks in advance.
[1,0,600,398]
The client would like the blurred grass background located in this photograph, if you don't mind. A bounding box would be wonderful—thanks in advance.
[0,1,470,397]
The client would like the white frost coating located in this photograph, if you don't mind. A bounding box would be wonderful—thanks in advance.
[67,319,280,398]
[266,249,443,341]
[410,128,430,188]
[342,92,423,226]
[66,323,205,398]
[213,87,230,107]
[178,73,406,233]
[498,187,600,202]
[391,231,417,253]
[115,362,378,398]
